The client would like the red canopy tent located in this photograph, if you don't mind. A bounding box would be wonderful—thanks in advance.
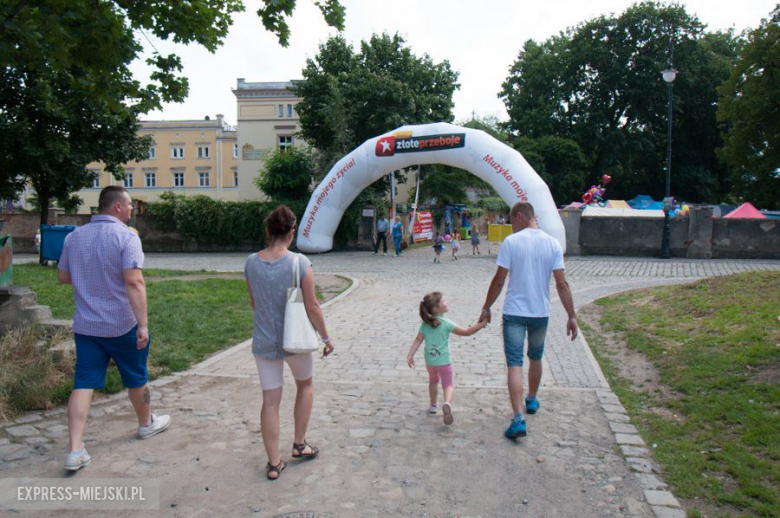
[723,202,766,219]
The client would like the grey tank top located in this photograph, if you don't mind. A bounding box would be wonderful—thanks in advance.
[244,251,311,359]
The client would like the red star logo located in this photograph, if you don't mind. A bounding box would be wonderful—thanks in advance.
[375,136,395,157]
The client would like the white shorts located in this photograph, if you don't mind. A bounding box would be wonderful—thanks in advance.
[254,353,314,391]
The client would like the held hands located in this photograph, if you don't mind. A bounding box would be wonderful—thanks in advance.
[478,307,492,324]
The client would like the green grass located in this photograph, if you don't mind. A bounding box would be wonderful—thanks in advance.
[583,272,780,517]
[4,264,253,416]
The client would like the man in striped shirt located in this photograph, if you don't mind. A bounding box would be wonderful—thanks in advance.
[58,186,171,471]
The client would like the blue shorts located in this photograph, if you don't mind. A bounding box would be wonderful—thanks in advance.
[73,326,149,389]
[502,315,549,367]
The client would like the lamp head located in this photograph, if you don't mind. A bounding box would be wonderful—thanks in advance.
[662,67,677,83]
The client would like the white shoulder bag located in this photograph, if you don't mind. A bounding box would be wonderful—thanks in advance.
[282,254,319,354]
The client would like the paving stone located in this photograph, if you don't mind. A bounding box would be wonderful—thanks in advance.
[4,446,35,461]
[651,506,686,518]
[602,404,627,414]
[43,424,69,439]
[620,445,650,457]
[11,414,43,424]
[605,412,630,423]
[627,458,653,473]
[609,422,638,434]
[644,490,680,507]
[635,473,668,490]
[5,425,40,438]
[615,433,646,446]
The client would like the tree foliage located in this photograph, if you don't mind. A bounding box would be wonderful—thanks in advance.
[512,136,588,205]
[717,6,780,210]
[293,33,459,246]
[0,0,344,223]
[255,147,317,219]
[500,1,737,203]
[294,33,459,157]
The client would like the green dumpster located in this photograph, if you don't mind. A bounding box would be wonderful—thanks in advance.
[0,235,12,287]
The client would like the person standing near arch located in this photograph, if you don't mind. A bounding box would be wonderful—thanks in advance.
[374,214,390,255]
[392,216,404,257]
[478,201,578,439]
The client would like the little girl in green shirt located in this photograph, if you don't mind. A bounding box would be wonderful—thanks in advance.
[407,291,487,425]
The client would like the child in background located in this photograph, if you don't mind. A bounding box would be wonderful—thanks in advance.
[407,292,487,425]
[470,226,481,255]
[450,232,460,260]
[433,232,444,263]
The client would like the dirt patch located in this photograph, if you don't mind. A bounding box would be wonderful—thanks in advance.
[578,304,661,391]
[578,304,671,400]
[145,273,351,304]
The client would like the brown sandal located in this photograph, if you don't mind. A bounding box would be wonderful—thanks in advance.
[265,459,287,480]
[292,441,319,459]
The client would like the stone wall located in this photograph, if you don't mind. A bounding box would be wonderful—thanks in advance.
[561,207,779,259]
[4,209,778,258]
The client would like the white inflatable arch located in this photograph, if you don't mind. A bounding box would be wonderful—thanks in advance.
[297,122,565,253]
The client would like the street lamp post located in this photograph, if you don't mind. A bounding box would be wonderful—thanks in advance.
[660,35,677,259]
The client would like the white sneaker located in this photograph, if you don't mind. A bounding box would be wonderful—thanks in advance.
[442,402,454,425]
[138,413,171,439]
[64,446,91,471]
[383,252,387,256]
[428,404,439,414]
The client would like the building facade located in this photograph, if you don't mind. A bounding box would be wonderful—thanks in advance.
[233,79,303,201]
[77,115,238,213]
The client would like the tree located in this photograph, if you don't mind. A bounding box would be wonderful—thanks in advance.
[500,2,737,203]
[294,33,459,161]
[0,0,345,224]
[255,147,317,217]
[512,136,588,205]
[717,7,780,210]
[293,33,459,245]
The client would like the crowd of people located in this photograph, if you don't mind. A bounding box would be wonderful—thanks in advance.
[57,187,577,481]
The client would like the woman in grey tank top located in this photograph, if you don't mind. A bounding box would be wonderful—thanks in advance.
[244,206,335,480]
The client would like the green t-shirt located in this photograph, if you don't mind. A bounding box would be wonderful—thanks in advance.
[419,317,457,366]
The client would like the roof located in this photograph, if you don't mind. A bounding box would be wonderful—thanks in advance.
[722,202,766,219]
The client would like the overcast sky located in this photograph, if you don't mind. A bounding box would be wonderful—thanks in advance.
[130,0,777,125]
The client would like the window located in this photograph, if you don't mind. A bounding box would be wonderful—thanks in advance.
[148,146,156,160]
[279,135,293,152]
[124,173,133,188]
[145,172,156,187]
[233,171,239,187]
[278,104,283,117]
[198,171,210,187]
[233,143,238,159]
[173,172,184,187]
[287,104,293,117]
[171,145,184,159]
[91,172,100,188]
[197,146,210,159]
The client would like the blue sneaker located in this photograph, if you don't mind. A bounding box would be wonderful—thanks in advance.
[525,397,540,414]
[504,418,527,439]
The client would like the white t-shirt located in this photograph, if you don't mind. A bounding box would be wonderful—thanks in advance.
[496,228,565,318]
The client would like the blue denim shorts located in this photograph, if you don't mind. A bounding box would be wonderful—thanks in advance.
[74,325,149,389]
[502,315,549,367]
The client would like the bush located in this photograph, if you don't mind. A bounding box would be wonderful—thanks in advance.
[478,196,510,214]
[147,193,271,247]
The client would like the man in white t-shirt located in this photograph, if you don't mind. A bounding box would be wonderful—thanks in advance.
[479,201,578,439]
